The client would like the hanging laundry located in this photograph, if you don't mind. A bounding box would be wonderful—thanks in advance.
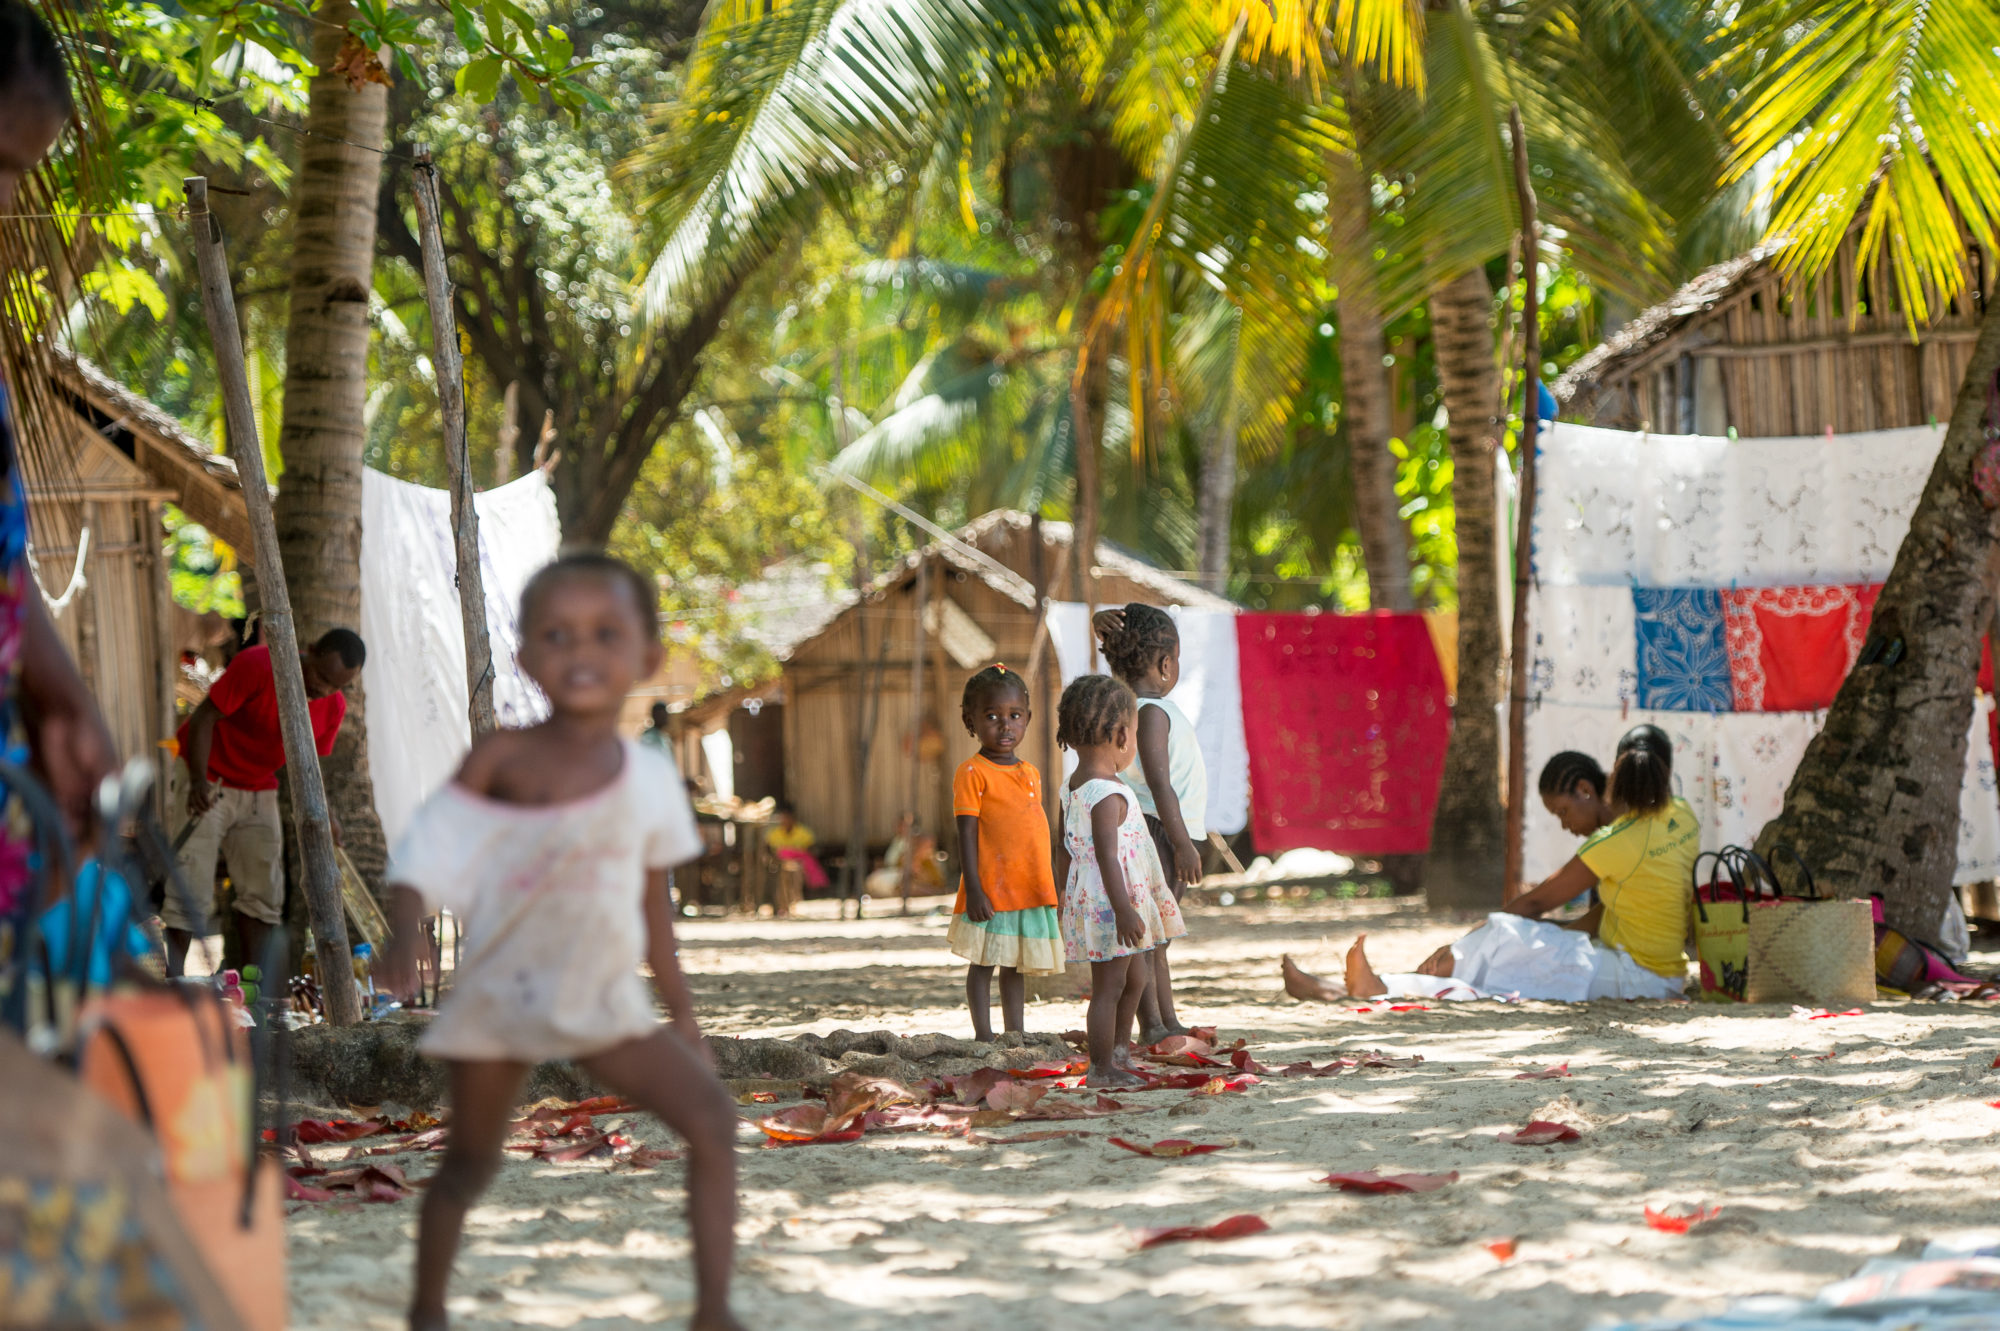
[1633,588,1733,712]
[1720,583,1879,712]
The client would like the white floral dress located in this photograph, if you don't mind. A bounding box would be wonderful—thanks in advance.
[1061,778,1187,962]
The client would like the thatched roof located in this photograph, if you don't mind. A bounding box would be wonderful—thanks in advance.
[1553,241,1783,405]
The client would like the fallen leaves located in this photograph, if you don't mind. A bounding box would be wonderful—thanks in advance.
[1134,1214,1268,1249]
[1189,1075,1260,1096]
[1230,1049,1269,1074]
[286,1162,411,1204]
[1496,1121,1582,1146]
[1645,1204,1723,1234]
[1484,1238,1518,1261]
[1322,1170,1458,1194]
[966,1130,1092,1145]
[1108,1137,1232,1158]
[1514,1063,1571,1081]
[1792,1007,1865,1021]
[985,1081,1050,1115]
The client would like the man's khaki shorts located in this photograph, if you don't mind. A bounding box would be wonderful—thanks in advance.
[161,761,285,931]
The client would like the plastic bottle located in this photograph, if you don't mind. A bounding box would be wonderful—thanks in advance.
[352,943,375,1000]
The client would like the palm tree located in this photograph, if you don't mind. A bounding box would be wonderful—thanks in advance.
[269,0,393,880]
[1724,0,2000,946]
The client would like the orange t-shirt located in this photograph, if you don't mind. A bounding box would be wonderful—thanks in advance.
[952,755,1058,914]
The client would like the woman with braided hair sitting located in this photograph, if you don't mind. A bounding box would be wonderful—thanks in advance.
[1283,729,1698,1003]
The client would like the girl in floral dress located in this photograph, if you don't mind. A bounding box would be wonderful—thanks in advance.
[1054,674,1186,1087]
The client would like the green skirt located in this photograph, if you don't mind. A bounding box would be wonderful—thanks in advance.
[948,906,1065,975]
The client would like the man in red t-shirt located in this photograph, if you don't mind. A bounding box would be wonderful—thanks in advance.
[162,628,365,974]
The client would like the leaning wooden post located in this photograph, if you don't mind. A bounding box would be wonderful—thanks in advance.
[410,146,498,737]
[1502,106,1542,901]
[899,561,928,916]
[184,176,359,1025]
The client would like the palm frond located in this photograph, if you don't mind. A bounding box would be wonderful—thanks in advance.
[626,0,1063,339]
[1715,0,2000,324]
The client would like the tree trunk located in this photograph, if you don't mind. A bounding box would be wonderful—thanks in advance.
[1422,266,1506,909]
[271,4,390,885]
[1338,294,1413,611]
[1754,304,2000,946]
[1196,377,1239,593]
[1328,166,1412,612]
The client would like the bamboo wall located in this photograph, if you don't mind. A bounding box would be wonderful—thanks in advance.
[1585,230,1990,438]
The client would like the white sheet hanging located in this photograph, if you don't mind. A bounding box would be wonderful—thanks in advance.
[1532,422,1943,588]
[1046,602,1250,837]
[360,468,561,847]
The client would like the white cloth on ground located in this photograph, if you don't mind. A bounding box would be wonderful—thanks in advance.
[360,467,561,848]
[387,742,701,1062]
[1377,914,1684,1003]
[1048,602,1249,836]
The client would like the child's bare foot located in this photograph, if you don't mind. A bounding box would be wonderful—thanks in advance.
[1137,1023,1173,1047]
[690,1314,748,1331]
[1281,954,1348,1003]
[409,1312,448,1331]
[1112,1042,1137,1069]
[1084,1064,1148,1088]
[1343,936,1388,999]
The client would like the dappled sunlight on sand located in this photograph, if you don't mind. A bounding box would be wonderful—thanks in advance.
[289,899,2000,1330]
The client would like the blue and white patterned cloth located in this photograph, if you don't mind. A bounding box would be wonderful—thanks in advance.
[1633,587,1735,712]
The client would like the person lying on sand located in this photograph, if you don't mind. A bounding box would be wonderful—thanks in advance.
[1284,733,1697,1004]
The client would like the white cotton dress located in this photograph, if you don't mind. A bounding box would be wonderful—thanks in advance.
[1376,914,1685,1003]
[388,741,702,1062]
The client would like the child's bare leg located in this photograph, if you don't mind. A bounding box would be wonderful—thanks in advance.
[1137,943,1186,1043]
[966,964,995,1042]
[1084,958,1144,1087]
[998,966,1025,1034]
[582,1028,745,1331]
[1344,935,1389,999]
[1115,950,1149,1052]
[410,1059,530,1331]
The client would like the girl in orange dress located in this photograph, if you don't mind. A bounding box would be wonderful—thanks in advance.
[948,665,1063,1041]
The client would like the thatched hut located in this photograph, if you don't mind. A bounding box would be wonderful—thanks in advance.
[30,353,248,765]
[1555,226,1994,436]
[678,511,1231,877]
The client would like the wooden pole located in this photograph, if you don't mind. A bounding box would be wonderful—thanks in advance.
[1502,106,1542,901]
[899,561,927,915]
[183,176,360,1025]
[410,146,498,738]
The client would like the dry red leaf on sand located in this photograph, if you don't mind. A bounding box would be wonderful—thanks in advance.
[1135,1214,1268,1249]
[1230,1049,1269,1074]
[616,1146,682,1170]
[1322,1170,1459,1194]
[1990,1055,2000,1070]
[1793,1007,1864,1021]
[967,1130,1091,1144]
[566,1096,639,1115]
[1190,1075,1259,1096]
[1187,1027,1220,1044]
[753,1104,858,1145]
[288,1118,388,1145]
[1514,1063,1571,1081]
[1644,1204,1722,1234]
[1484,1238,1518,1260]
[1148,1052,1227,1069]
[1012,1060,1089,1079]
[1109,1138,1231,1158]
[1497,1121,1582,1146]
[284,1174,334,1202]
[986,1081,1050,1114]
[947,1068,1009,1106]
[1277,1060,1344,1078]
[1985,1100,2000,1110]
[1149,1034,1216,1058]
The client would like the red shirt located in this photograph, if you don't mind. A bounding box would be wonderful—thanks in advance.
[176,645,347,792]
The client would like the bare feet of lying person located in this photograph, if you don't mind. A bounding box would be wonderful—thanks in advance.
[1343,935,1389,999]
[1280,953,1348,1003]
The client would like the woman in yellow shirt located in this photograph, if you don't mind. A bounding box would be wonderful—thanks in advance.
[1287,730,1696,1003]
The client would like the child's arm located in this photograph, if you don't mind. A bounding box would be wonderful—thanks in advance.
[957,815,994,922]
[643,867,709,1058]
[1137,706,1201,887]
[1050,802,1070,926]
[1090,794,1147,949]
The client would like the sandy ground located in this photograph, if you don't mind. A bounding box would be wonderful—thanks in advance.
[288,897,2000,1330]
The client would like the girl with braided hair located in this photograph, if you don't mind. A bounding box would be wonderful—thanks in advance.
[1055,674,1187,1086]
[1284,735,1698,1004]
[1092,603,1206,1041]
[949,664,1063,1042]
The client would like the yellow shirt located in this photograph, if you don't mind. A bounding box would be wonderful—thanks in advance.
[1577,797,1699,979]
[766,823,815,852]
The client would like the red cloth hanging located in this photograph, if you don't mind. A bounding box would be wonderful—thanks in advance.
[1720,584,1879,713]
[1234,612,1449,855]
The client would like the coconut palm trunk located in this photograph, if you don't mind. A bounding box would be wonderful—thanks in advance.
[271,4,391,883]
[1423,265,1505,908]
[1329,164,1412,612]
[1754,305,2000,946]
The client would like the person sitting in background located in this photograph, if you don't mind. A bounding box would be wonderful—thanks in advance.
[764,801,828,913]
[164,629,365,975]
[866,811,944,897]
[1284,734,1696,1003]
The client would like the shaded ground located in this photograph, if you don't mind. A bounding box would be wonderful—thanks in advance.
[289,899,2000,1330]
